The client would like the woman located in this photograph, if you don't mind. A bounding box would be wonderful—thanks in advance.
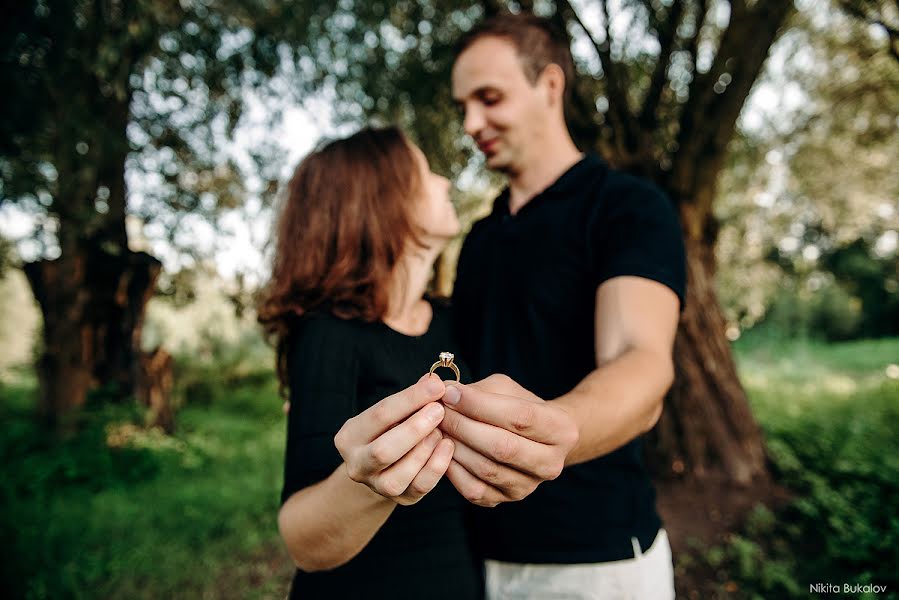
[257,126,482,599]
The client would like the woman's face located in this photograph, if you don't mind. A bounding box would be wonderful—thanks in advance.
[408,142,460,243]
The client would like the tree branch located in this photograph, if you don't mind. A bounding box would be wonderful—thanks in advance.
[703,0,795,143]
[639,0,685,130]
[684,0,709,77]
[556,0,638,159]
[838,0,899,65]
[670,0,795,203]
[636,0,662,33]
[546,5,601,150]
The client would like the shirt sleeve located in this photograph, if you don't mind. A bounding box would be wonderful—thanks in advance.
[281,315,359,505]
[586,173,687,308]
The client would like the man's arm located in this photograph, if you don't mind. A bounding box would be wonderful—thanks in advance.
[554,275,679,465]
[439,275,679,505]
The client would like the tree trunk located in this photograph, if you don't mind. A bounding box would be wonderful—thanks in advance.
[645,216,769,485]
[24,245,162,429]
[23,253,92,428]
[137,347,175,433]
[22,66,174,429]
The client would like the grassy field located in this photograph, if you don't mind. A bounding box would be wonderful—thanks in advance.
[702,335,899,599]
[0,371,291,600]
[1,336,897,599]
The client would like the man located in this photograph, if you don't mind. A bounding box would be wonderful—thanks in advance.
[440,12,686,599]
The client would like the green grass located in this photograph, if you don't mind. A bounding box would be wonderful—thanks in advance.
[709,335,899,600]
[0,374,290,600]
[1,336,897,599]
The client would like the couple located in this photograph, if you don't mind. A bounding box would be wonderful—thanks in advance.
[258,12,685,600]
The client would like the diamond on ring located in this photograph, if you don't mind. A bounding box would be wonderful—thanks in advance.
[429,351,460,382]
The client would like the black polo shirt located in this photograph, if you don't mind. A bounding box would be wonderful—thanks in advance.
[452,153,686,564]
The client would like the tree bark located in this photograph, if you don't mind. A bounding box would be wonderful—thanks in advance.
[24,246,162,429]
[23,253,92,428]
[645,213,768,485]
[137,346,175,433]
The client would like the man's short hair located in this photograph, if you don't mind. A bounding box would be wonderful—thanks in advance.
[454,12,576,106]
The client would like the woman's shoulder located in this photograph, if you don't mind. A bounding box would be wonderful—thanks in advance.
[288,310,371,354]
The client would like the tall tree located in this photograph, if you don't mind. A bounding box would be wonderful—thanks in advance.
[715,2,899,339]
[0,0,292,427]
[286,0,796,486]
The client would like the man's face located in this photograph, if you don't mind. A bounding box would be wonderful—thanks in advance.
[451,36,550,173]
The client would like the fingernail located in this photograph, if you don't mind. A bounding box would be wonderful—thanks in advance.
[443,385,461,405]
[425,376,443,395]
[425,403,444,422]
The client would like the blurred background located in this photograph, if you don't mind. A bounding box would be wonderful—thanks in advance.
[1,0,896,598]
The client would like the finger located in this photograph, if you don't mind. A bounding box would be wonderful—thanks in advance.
[350,374,446,441]
[398,438,455,504]
[445,459,506,507]
[442,382,564,444]
[359,402,445,473]
[440,407,562,481]
[450,438,540,501]
[373,429,442,498]
[468,373,543,403]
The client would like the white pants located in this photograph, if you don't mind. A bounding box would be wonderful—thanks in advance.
[484,529,675,600]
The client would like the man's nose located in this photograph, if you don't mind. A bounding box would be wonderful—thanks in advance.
[463,106,485,138]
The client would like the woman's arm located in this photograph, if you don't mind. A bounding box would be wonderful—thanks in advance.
[278,460,395,572]
[278,375,454,571]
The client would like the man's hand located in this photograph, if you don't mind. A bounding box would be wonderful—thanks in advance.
[438,374,579,507]
[334,374,455,506]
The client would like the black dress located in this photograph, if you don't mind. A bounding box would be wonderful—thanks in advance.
[281,298,483,600]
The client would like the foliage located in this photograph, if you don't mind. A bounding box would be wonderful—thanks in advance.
[683,336,899,599]
[0,369,287,600]
[750,233,899,340]
[715,1,899,338]
[172,327,275,412]
[0,0,298,263]
[141,269,276,410]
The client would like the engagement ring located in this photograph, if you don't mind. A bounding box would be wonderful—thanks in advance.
[429,351,460,382]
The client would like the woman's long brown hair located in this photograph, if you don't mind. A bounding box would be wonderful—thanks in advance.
[257,126,423,396]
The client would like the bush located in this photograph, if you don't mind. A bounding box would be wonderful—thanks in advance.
[694,339,899,599]
[0,373,285,600]
[758,278,863,341]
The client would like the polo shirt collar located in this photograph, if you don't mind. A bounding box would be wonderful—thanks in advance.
[490,153,606,217]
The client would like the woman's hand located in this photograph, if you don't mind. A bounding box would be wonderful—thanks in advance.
[334,374,455,506]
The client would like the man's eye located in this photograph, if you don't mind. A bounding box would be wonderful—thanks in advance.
[483,95,500,106]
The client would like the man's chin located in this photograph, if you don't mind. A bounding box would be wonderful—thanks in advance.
[484,152,511,172]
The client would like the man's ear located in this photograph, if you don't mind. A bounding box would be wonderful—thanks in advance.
[539,64,566,107]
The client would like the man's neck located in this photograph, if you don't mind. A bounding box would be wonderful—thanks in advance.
[507,139,583,216]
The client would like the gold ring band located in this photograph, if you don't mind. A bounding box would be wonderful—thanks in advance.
[429,351,460,382]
